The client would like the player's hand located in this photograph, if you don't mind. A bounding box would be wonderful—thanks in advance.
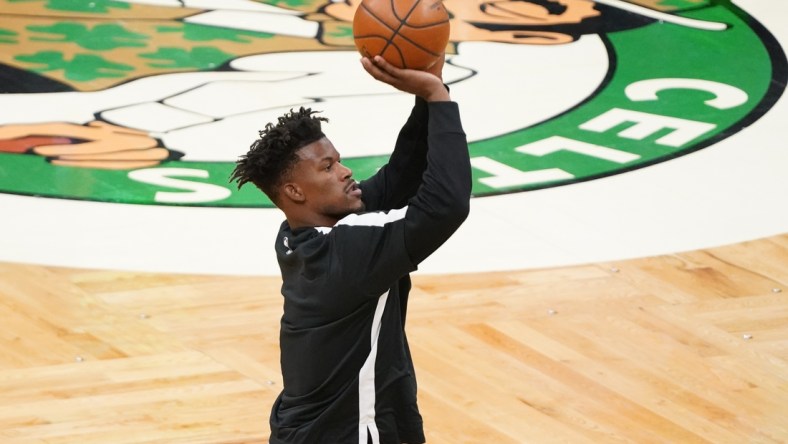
[0,121,169,170]
[361,56,449,102]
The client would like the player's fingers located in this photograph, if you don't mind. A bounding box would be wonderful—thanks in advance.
[360,57,375,74]
[361,57,399,85]
[371,56,404,78]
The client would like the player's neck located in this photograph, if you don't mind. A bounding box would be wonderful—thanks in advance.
[286,212,339,231]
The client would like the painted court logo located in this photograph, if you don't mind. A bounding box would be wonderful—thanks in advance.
[0,0,785,208]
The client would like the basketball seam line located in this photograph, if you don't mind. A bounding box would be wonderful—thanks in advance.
[357,0,446,66]
[353,32,444,59]
[382,0,421,60]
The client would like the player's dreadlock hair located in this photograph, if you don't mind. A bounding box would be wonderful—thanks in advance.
[230,107,328,202]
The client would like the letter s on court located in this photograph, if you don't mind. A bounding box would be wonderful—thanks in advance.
[128,168,232,204]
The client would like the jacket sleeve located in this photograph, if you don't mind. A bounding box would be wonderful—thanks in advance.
[403,101,471,265]
[330,101,471,296]
[359,96,429,211]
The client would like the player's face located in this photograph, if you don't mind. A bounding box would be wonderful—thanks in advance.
[292,137,365,221]
[444,0,599,26]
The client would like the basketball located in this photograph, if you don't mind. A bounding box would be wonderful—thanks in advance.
[353,0,450,70]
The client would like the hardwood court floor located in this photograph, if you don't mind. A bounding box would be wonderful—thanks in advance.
[1,234,787,443]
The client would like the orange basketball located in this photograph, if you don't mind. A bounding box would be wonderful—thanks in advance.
[353,0,450,70]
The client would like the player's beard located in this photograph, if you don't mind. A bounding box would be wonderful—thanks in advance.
[322,198,366,222]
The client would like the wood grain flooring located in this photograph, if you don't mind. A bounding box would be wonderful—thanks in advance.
[1,234,786,443]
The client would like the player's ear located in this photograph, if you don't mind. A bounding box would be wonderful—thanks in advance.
[282,182,306,203]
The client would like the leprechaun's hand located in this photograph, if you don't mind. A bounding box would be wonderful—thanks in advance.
[323,0,361,22]
[0,121,169,170]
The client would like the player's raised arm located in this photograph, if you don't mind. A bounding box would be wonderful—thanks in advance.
[357,55,447,210]
[361,56,470,265]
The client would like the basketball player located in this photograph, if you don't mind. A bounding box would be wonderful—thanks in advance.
[230,54,471,443]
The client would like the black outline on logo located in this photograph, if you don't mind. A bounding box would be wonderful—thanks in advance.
[0,3,785,207]
[471,3,788,198]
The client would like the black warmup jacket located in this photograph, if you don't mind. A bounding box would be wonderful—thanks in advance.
[269,98,471,444]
